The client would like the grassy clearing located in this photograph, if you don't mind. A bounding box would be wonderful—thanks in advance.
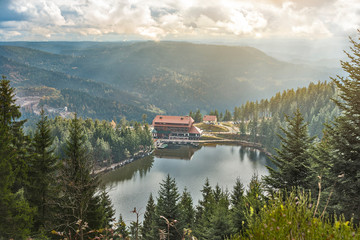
[200,135,223,140]
[195,123,229,132]
[221,122,234,127]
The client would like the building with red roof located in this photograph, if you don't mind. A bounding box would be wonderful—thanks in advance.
[152,115,202,140]
[203,115,217,124]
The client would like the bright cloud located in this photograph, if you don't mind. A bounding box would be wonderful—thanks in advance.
[0,0,359,41]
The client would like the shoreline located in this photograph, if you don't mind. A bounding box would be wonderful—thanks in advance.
[94,138,272,176]
[93,149,154,175]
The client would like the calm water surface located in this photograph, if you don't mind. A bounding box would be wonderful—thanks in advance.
[101,144,271,223]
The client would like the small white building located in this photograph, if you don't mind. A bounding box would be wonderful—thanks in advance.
[203,115,217,124]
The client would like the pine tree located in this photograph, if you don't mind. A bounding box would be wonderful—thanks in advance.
[194,109,202,123]
[58,114,99,239]
[28,109,59,231]
[264,109,315,192]
[179,188,195,230]
[86,187,115,230]
[231,178,246,234]
[0,123,16,236]
[194,178,215,239]
[141,193,157,240]
[0,76,35,238]
[244,175,266,229]
[0,76,21,126]
[156,174,181,240]
[0,76,29,193]
[209,192,232,239]
[239,119,246,135]
[114,214,130,239]
[326,33,360,223]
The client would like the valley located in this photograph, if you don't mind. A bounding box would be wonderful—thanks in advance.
[0,41,341,121]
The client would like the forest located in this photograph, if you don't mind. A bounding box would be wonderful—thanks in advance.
[1,34,360,239]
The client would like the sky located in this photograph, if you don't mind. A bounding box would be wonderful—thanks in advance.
[0,0,359,60]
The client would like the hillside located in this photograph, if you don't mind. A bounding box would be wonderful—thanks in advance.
[0,41,340,119]
[0,55,158,121]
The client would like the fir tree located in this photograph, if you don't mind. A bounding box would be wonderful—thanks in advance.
[86,187,115,230]
[156,174,181,240]
[0,76,21,126]
[244,174,266,229]
[194,178,215,239]
[231,178,246,234]
[327,33,360,223]
[194,109,203,123]
[179,188,195,230]
[114,214,130,239]
[58,114,99,239]
[209,192,232,240]
[0,76,35,238]
[264,109,315,192]
[141,193,157,240]
[28,109,59,232]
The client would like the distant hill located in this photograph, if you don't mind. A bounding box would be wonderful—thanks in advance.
[0,54,157,121]
[0,41,341,120]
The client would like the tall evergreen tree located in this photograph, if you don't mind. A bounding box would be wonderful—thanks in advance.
[194,109,203,123]
[156,174,181,240]
[114,214,130,239]
[0,76,21,126]
[57,114,99,239]
[179,188,195,230]
[28,109,59,232]
[327,33,360,223]
[264,109,315,192]
[231,178,246,234]
[194,178,215,239]
[141,193,157,240]
[0,76,35,238]
[244,174,266,229]
[0,76,29,193]
[209,192,232,240]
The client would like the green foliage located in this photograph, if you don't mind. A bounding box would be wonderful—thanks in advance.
[326,33,360,223]
[233,81,338,153]
[179,188,195,230]
[237,191,360,240]
[27,109,59,232]
[114,214,130,239]
[141,193,157,240]
[0,76,36,238]
[230,178,246,234]
[41,88,157,122]
[243,175,266,229]
[57,114,101,237]
[194,178,215,239]
[156,174,182,240]
[264,109,316,192]
[43,117,153,168]
[194,109,203,123]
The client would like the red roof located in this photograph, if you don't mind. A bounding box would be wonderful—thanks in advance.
[153,115,194,126]
[189,125,202,134]
[203,115,217,122]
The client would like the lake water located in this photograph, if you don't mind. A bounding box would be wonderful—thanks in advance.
[101,144,271,223]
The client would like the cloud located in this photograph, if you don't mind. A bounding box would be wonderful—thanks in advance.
[0,0,359,41]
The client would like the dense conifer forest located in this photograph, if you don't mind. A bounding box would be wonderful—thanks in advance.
[1,34,360,239]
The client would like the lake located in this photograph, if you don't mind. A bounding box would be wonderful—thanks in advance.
[101,144,271,223]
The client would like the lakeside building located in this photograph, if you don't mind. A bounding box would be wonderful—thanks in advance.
[152,115,202,140]
[203,115,217,124]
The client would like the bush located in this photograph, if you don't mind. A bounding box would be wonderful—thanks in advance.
[231,191,359,240]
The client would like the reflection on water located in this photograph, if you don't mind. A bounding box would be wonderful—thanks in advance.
[155,144,200,160]
[102,144,271,223]
[102,155,155,187]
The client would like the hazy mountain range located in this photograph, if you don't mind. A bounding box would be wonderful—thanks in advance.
[0,41,342,121]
